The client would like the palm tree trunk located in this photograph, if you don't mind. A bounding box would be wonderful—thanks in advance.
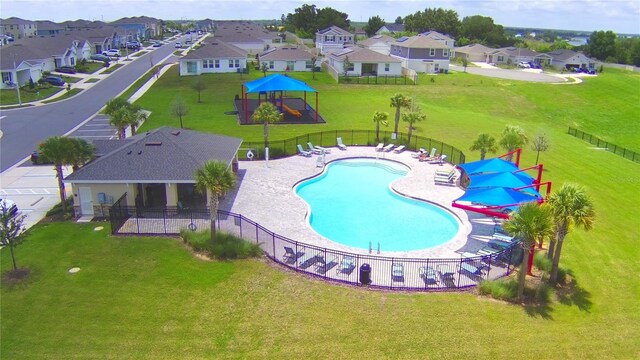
[518,246,529,301]
[119,127,125,139]
[375,122,380,142]
[547,237,556,260]
[263,122,269,149]
[209,194,219,243]
[550,237,565,284]
[480,149,486,160]
[407,125,413,143]
[131,123,137,136]
[56,165,67,214]
[10,243,18,270]
[394,107,400,134]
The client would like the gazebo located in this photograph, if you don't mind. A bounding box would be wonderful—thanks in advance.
[238,74,321,124]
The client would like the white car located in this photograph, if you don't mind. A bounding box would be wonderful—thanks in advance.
[102,49,121,57]
[174,42,182,48]
[0,198,18,217]
[517,62,531,69]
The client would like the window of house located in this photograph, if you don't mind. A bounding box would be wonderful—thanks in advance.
[326,35,335,42]
[203,59,213,68]
[430,48,435,56]
[2,72,12,83]
[434,63,440,72]
[384,63,390,72]
[269,61,274,69]
[306,60,313,69]
[229,59,240,68]
[497,55,504,62]
[71,58,75,65]
[286,61,295,70]
[346,62,354,71]
[187,61,197,73]
[443,49,449,57]
[214,59,220,68]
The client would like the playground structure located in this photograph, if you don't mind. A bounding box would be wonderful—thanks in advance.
[236,74,324,125]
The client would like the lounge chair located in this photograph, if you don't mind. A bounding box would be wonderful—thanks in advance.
[307,142,322,155]
[419,266,439,285]
[297,252,319,269]
[383,143,395,152]
[307,142,331,154]
[316,255,338,274]
[435,167,456,178]
[411,148,427,158]
[418,148,438,161]
[393,145,406,153]
[375,143,384,151]
[336,255,356,275]
[392,263,404,282]
[316,156,324,167]
[430,154,447,165]
[460,261,483,276]
[434,172,456,185]
[436,263,457,282]
[336,137,347,150]
[283,246,303,264]
[297,144,312,157]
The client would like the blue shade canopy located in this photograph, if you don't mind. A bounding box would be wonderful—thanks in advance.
[244,74,317,93]
[455,187,542,207]
[468,171,534,189]
[459,158,518,175]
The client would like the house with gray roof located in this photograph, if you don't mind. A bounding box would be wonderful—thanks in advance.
[454,43,495,62]
[327,46,402,76]
[179,38,247,76]
[0,17,37,39]
[111,16,162,39]
[214,20,281,54]
[390,33,454,73]
[375,23,405,35]
[486,47,552,67]
[65,127,242,217]
[35,20,64,37]
[546,49,595,70]
[258,46,315,72]
[315,26,354,55]
[358,34,395,55]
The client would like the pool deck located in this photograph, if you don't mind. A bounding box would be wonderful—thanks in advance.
[220,146,499,259]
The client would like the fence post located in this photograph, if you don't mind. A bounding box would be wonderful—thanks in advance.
[272,232,275,259]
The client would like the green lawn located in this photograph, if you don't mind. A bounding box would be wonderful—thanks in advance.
[2,68,639,359]
[0,86,63,105]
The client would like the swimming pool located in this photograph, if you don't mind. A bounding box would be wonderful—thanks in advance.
[295,158,460,252]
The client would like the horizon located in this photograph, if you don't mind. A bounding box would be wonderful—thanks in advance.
[1,0,639,35]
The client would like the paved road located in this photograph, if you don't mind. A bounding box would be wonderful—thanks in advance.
[450,65,564,83]
[0,40,181,172]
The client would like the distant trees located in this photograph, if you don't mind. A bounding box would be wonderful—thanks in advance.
[404,7,461,37]
[586,30,617,61]
[500,125,528,160]
[469,133,497,160]
[459,15,508,47]
[394,16,403,25]
[284,4,350,38]
[364,15,385,37]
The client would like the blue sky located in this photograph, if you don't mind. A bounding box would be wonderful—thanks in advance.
[3,0,639,34]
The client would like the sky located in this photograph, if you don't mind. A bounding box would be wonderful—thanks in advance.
[2,0,639,34]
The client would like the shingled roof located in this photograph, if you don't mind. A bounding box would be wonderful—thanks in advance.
[65,127,242,183]
[182,38,247,60]
[259,46,313,61]
[327,46,401,63]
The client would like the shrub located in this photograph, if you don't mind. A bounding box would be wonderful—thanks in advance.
[45,199,74,218]
[180,230,262,260]
[179,228,211,253]
[478,279,518,301]
[534,252,552,272]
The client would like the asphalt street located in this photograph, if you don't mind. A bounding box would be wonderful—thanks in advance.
[0,39,182,172]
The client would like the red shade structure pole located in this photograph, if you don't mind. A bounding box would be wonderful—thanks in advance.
[315,92,319,123]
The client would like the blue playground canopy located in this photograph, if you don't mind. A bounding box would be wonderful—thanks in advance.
[468,171,534,190]
[455,187,542,207]
[458,158,518,175]
[244,74,317,93]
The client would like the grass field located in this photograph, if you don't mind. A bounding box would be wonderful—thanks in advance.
[2,66,639,359]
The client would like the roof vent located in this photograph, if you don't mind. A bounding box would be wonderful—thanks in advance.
[145,141,162,146]
[138,150,142,155]
[127,150,132,155]
[171,131,181,136]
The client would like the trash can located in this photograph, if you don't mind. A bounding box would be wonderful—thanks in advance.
[359,263,371,285]
[30,151,39,164]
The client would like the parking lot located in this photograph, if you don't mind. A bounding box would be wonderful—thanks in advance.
[69,114,118,140]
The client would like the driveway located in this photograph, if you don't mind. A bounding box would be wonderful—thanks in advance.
[450,64,565,83]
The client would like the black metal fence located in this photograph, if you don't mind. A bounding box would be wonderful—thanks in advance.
[568,127,639,163]
[338,74,417,85]
[109,204,521,291]
[239,130,466,165]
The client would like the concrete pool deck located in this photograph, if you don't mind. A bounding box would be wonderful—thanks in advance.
[220,146,500,259]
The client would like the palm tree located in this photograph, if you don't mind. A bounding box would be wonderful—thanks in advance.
[251,102,283,149]
[39,137,94,215]
[503,202,554,301]
[499,125,528,161]
[105,98,145,138]
[104,97,129,116]
[372,111,389,142]
[469,133,498,160]
[109,107,131,139]
[546,183,595,284]
[402,110,426,144]
[390,93,411,134]
[194,161,236,242]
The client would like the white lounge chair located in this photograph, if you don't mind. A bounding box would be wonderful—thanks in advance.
[336,137,347,150]
[435,167,456,178]
[375,143,384,151]
[393,145,406,153]
[308,141,331,154]
[307,142,322,155]
[383,143,395,152]
[434,172,456,185]
[411,148,427,158]
[418,148,438,161]
[297,144,312,157]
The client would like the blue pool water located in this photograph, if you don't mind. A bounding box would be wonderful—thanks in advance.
[295,159,459,252]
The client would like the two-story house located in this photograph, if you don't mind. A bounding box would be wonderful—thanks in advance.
[35,20,65,37]
[358,34,395,55]
[390,34,454,73]
[1,17,37,39]
[315,26,354,55]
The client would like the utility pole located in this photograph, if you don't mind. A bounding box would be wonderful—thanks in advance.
[12,54,22,106]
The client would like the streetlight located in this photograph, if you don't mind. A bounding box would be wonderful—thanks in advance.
[12,54,22,106]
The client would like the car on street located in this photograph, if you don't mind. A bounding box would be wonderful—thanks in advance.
[102,49,121,57]
[126,41,141,50]
[517,61,531,69]
[0,198,18,217]
[175,41,182,48]
[42,76,65,86]
[90,54,110,62]
[152,42,162,47]
[55,66,76,74]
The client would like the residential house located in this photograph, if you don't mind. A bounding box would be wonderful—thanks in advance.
[179,39,247,76]
[546,49,595,70]
[358,34,394,55]
[454,43,494,62]
[64,127,242,217]
[354,28,367,40]
[258,46,314,72]
[195,19,216,33]
[0,17,37,39]
[214,31,267,55]
[421,31,456,48]
[390,34,454,73]
[375,23,405,35]
[327,46,402,76]
[486,47,552,66]
[60,20,107,31]
[111,16,162,39]
[315,26,354,55]
[214,20,281,53]
[35,20,64,37]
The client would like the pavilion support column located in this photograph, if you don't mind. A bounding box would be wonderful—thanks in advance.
[315,92,319,122]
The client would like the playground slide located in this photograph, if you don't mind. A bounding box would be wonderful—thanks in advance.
[282,103,302,117]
